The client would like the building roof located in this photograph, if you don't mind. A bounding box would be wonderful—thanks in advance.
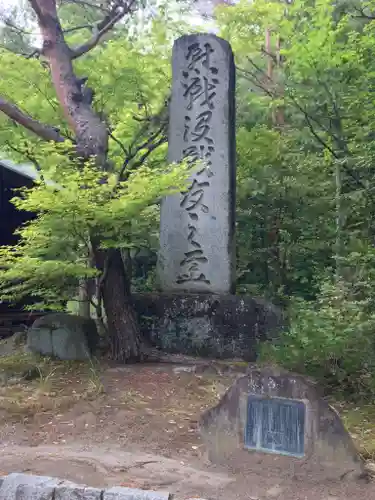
[0,159,40,181]
[0,158,57,187]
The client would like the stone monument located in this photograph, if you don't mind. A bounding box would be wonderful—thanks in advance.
[200,366,366,481]
[158,33,236,294]
[131,34,282,360]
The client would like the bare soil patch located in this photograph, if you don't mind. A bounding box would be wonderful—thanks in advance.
[0,352,375,500]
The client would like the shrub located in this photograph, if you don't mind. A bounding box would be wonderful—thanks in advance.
[261,271,375,399]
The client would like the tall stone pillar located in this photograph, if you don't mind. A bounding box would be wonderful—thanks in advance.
[158,34,236,294]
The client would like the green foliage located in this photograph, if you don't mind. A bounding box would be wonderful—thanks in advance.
[0,0,36,54]
[236,125,334,301]
[0,141,189,309]
[0,4,196,312]
[216,0,375,396]
[261,266,375,399]
[217,0,375,303]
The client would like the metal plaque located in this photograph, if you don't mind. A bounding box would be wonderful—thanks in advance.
[244,395,305,457]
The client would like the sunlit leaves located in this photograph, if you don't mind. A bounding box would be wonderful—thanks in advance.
[216,0,375,302]
[0,3,192,309]
[0,139,190,307]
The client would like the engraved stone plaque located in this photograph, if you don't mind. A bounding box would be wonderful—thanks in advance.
[244,395,305,457]
[158,34,236,294]
[200,368,365,479]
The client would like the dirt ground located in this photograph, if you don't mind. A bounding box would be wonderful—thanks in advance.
[1,356,375,500]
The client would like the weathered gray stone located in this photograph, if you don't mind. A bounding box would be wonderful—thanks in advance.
[28,323,53,356]
[27,313,99,360]
[0,329,27,357]
[54,484,103,499]
[0,475,171,500]
[103,486,171,500]
[0,473,58,500]
[200,366,366,481]
[133,293,283,360]
[158,33,236,294]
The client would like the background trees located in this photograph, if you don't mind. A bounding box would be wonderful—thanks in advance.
[216,0,375,396]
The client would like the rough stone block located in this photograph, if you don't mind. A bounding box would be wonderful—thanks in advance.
[158,33,236,294]
[27,313,98,360]
[0,474,173,500]
[51,326,89,360]
[133,293,283,360]
[200,366,366,481]
[0,473,58,500]
[27,325,53,356]
[54,484,103,500]
[103,486,171,500]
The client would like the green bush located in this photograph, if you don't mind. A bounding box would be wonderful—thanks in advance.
[260,273,375,399]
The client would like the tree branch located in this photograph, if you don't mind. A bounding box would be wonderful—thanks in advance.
[287,93,372,198]
[28,0,108,162]
[117,101,169,181]
[351,6,375,20]
[237,67,274,97]
[239,59,345,145]
[118,126,166,181]
[131,136,167,171]
[70,0,136,59]
[238,63,370,197]
[0,96,65,142]
[288,93,340,158]
[60,0,109,14]
[6,141,47,183]
[2,18,33,36]
[64,24,94,34]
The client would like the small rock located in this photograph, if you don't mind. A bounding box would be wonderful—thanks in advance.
[28,312,98,360]
[194,364,221,376]
[365,461,375,476]
[0,330,27,358]
[12,329,27,347]
[266,485,284,497]
[172,366,196,374]
[22,367,41,381]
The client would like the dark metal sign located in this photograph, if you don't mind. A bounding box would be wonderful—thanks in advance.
[244,395,305,457]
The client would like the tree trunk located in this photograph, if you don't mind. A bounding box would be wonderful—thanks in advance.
[78,278,91,318]
[0,0,150,363]
[335,161,344,283]
[94,246,143,362]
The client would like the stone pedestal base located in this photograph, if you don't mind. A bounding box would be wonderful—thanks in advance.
[132,294,283,360]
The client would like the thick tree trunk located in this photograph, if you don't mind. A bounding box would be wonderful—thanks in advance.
[94,246,144,362]
[0,0,153,363]
[26,0,146,363]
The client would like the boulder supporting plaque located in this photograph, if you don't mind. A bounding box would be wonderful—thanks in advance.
[199,366,365,481]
